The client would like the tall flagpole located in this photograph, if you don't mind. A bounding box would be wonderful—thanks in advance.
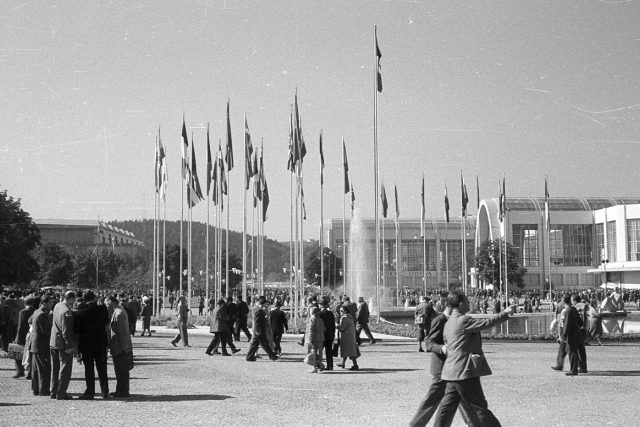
[162,198,166,314]
[290,167,295,326]
[180,134,184,298]
[206,182,210,307]
[242,114,248,300]
[374,25,381,317]
[320,131,324,293]
[153,149,158,315]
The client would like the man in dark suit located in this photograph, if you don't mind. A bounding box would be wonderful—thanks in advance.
[73,290,110,399]
[435,290,515,426]
[50,291,78,400]
[29,295,53,396]
[269,301,288,355]
[561,294,583,376]
[106,296,133,398]
[234,295,252,342]
[13,295,37,378]
[356,296,376,345]
[246,296,278,362]
[225,296,238,340]
[415,296,436,352]
[319,299,336,371]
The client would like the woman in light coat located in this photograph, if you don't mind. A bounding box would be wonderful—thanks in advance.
[305,307,325,373]
[336,306,359,370]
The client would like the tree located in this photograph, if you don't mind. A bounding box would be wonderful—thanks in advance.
[305,247,343,289]
[0,190,41,287]
[164,244,186,291]
[474,239,527,289]
[35,243,74,287]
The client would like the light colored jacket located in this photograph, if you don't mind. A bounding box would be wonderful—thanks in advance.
[337,314,358,358]
[109,306,132,357]
[50,301,78,351]
[441,310,509,381]
[305,315,325,348]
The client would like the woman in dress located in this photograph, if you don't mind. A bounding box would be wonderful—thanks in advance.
[336,306,359,371]
[588,297,603,345]
[305,307,325,373]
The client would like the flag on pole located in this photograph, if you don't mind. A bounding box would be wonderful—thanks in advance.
[159,133,167,201]
[253,150,259,208]
[188,137,204,208]
[256,144,264,202]
[444,185,450,223]
[375,27,383,93]
[262,179,270,221]
[206,124,213,196]
[394,184,400,226]
[421,174,425,237]
[212,152,219,206]
[461,173,469,217]
[287,111,295,173]
[545,177,550,230]
[381,183,388,218]
[181,117,189,178]
[219,141,228,196]
[225,99,234,171]
[499,177,506,222]
[292,91,307,167]
[155,136,160,193]
[245,118,254,189]
[351,184,355,213]
[319,131,325,185]
[302,189,307,220]
[476,175,480,211]
[342,139,349,194]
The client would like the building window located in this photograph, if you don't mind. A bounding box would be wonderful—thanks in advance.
[596,223,605,263]
[549,224,593,267]
[401,240,423,272]
[512,224,539,267]
[627,219,640,261]
[607,221,617,262]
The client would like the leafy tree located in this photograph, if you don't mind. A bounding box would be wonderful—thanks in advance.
[305,247,343,289]
[0,190,41,286]
[35,243,74,287]
[474,239,527,289]
[164,244,187,291]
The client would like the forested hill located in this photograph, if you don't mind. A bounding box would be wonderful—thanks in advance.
[113,219,295,278]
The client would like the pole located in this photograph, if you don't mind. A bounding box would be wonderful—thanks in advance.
[320,132,324,294]
[180,144,184,297]
[373,26,381,320]
[290,170,295,326]
[242,113,248,301]
[153,178,157,316]
[162,199,166,315]
[206,185,210,309]
[395,221,400,306]
[226,167,230,298]
[445,222,449,290]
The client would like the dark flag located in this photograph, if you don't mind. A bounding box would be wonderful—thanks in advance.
[461,173,469,217]
[292,92,307,167]
[476,175,480,211]
[188,137,204,208]
[256,144,263,202]
[225,99,234,171]
[319,131,325,185]
[155,136,160,193]
[212,151,219,206]
[375,27,382,93]
[351,184,355,213]
[181,117,189,178]
[287,112,295,172]
[262,179,270,221]
[444,185,450,223]
[245,118,254,190]
[206,124,213,196]
[545,177,550,230]
[342,139,349,194]
[159,132,167,201]
[381,183,388,218]
[219,141,228,196]
[500,178,506,221]
[301,188,307,220]
[394,185,400,226]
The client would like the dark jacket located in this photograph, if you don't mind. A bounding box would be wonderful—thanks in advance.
[236,301,249,319]
[561,305,582,348]
[356,301,370,325]
[415,301,436,327]
[15,306,36,345]
[426,313,447,378]
[73,302,109,352]
[209,305,229,333]
[226,302,238,327]
[252,306,268,337]
[269,307,288,335]
[29,308,51,354]
[319,308,336,342]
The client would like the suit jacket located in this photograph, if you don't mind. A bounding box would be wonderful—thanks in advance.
[209,305,229,333]
[29,308,51,354]
[319,308,336,342]
[252,306,268,337]
[306,315,325,348]
[269,307,288,335]
[441,310,509,381]
[73,302,109,352]
[50,301,78,351]
[426,313,447,378]
[15,306,36,345]
[561,305,582,348]
[356,301,370,325]
[109,306,132,357]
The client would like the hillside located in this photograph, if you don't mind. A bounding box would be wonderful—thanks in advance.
[112,219,315,280]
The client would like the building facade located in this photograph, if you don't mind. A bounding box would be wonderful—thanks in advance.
[475,197,640,290]
[36,219,145,257]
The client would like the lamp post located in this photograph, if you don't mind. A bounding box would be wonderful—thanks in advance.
[601,259,609,292]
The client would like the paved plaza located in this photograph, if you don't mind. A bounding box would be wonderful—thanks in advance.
[1,327,639,427]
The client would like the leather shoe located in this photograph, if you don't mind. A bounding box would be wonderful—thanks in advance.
[102,393,111,399]
[57,394,73,400]
[12,372,25,379]
[205,352,213,356]
[578,369,588,374]
[232,348,241,354]
[170,341,177,347]
[110,392,130,398]
[565,372,578,376]
[212,350,221,355]
[270,355,279,361]
[222,352,231,356]
[551,366,562,371]
[418,348,425,352]
[78,394,94,400]
[246,357,256,362]
[350,366,360,371]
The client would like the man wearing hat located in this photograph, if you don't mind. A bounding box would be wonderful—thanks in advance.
[106,296,132,398]
[246,296,278,362]
[269,300,288,356]
[50,291,78,400]
[170,295,190,347]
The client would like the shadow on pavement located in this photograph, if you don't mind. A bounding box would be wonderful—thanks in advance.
[322,368,420,374]
[583,370,640,376]
[0,403,30,407]
[120,394,233,402]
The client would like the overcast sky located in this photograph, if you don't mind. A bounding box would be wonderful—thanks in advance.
[2,1,639,241]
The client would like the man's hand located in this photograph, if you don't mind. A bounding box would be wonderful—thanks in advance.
[441,345,447,355]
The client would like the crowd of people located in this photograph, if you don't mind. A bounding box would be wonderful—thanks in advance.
[1,289,142,400]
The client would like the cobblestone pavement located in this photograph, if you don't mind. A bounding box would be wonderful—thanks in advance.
[1,329,639,427]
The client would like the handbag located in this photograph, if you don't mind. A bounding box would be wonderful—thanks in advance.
[304,352,316,366]
[415,315,425,325]
[8,343,24,362]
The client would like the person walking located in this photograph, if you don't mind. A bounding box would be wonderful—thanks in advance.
[336,305,359,371]
[13,295,36,379]
[269,301,288,355]
[170,295,190,348]
[29,295,53,397]
[234,295,252,342]
[356,296,376,345]
[319,299,336,371]
[305,307,325,373]
[50,291,78,400]
[73,290,110,400]
[140,297,153,337]
[560,295,583,376]
[415,296,435,352]
[245,296,278,362]
[205,299,240,356]
[435,290,515,426]
[588,297,603,345]
[106,296,133,398]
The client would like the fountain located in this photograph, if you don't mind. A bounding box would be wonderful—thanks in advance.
[348,208,376,310]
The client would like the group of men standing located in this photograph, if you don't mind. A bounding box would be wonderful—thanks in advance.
[13,290,133,400]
